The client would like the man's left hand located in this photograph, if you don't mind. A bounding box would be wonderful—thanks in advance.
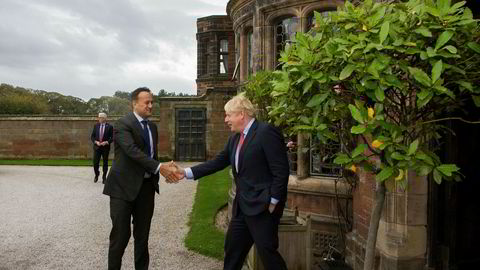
[268,203,276,213]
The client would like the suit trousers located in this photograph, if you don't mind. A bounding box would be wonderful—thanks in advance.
[223,204,287,270]
[93,146,110,177]
[108,180,155,270]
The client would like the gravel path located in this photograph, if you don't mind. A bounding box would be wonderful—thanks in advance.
[0,164,223,270]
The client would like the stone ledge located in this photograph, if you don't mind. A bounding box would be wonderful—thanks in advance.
[288,175,353,197]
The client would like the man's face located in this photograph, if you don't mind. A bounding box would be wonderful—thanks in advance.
[133,91,153,118]
[224,110,245,133]
[98,117,106,123]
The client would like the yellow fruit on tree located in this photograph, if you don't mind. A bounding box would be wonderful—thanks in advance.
[395,169,404,181]
[371,140,383,148]
[368,107,375,120]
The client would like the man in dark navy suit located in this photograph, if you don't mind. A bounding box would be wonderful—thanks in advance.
[103,87,178,270]
[91,112,113,183]
[172,94,289,270]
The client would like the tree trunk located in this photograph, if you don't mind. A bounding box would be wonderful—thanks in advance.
[363,181,386,270]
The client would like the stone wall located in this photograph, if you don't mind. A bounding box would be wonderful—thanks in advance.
[0,116,117,159]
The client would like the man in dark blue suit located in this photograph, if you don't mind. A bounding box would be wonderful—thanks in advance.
[91,112,113,183]
[172,94,289,270]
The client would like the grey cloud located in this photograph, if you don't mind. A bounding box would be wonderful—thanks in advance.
[0,0,228,100]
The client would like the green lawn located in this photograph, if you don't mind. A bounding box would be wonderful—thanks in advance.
[0,159,108,166]
[185,167,232,260]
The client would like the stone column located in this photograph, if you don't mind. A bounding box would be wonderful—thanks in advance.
[296,133,309,179]
[377,171,428,269]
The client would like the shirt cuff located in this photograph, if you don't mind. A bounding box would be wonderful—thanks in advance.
[185,168,194,180]
[154,163,162,174]
[270,197,279,204]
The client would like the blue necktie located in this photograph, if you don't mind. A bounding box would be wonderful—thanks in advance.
[141,120,151,157]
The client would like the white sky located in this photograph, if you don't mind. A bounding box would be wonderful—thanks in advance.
[0,0,229,100]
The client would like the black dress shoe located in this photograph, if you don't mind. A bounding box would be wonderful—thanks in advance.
[102,175,106,184]
[94,175,99,183]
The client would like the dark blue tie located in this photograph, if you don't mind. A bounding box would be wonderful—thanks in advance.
[141,120,151,157]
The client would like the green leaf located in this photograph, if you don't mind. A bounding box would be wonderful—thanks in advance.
[417,166,433,176]
[467,42,480,54]
[348,104,365,124]
[431,60,443,83]
[303,80,314,94]
[414,27,432,37]
[352,144,368,158]
[408,139,419,156]
[408,67,431,87]
[334,154,351,165]
[435,31,454,51]
[437,0,452,13]
[433,169,443,184]
[442,45,457,54]
[376,167,394,182]
[340,64,355,80]
[456,81,473,91]
[450,1,466,13]
[375,87,385,102]
[293,125,314,131]
[391,152,406,160]
[436,164,460,176]
[416,152,434,165]
[379,21,389,44]
[306,93,329,108]
[417,92,433,108]
[472,96,480,107]
[417,90,430,100]
[351,124,367,134]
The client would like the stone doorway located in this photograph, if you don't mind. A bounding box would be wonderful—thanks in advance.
[427,99,480,269]
[175,108,206,161]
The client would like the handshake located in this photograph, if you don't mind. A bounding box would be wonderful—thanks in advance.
[159,161,186,183]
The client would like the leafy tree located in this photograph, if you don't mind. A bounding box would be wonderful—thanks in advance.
[0,84,50,114]
[113,91,131,100]
[87,96,131,115]
[249,1,480,269]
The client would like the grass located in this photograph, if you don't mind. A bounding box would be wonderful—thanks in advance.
[185,167,232,260]
[0,159,109,166]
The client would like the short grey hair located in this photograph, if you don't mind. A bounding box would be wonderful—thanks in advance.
[98,112,107,118]
[224,93,256,118]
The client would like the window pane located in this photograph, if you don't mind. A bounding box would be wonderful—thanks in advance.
[275,17,299,69]
[247,31,253,76]
[220,39,228,53]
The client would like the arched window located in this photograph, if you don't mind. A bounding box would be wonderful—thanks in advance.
[307,9,336,34]
[219,39,229,74]
[275,17,299,69]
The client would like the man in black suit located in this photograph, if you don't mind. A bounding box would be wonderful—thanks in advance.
[91,112,114,183]
[172,94,289,270]
[103,87,177,270]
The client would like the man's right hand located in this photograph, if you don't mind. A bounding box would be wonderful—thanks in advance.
[160,161,184,183]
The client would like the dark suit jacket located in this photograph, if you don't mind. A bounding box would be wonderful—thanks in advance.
[191,120,289,216]
[103,112,160,201]
[90,122,114,149]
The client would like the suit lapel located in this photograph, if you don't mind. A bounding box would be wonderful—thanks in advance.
[237,120,258,173]
[128,112,146,145]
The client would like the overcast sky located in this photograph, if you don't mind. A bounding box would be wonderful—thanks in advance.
[0,0,229,100]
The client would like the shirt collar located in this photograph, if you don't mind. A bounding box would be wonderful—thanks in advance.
[133,111,146,124]
[242,118,255,136]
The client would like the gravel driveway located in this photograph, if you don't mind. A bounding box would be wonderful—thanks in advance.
[0,164,223,270]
